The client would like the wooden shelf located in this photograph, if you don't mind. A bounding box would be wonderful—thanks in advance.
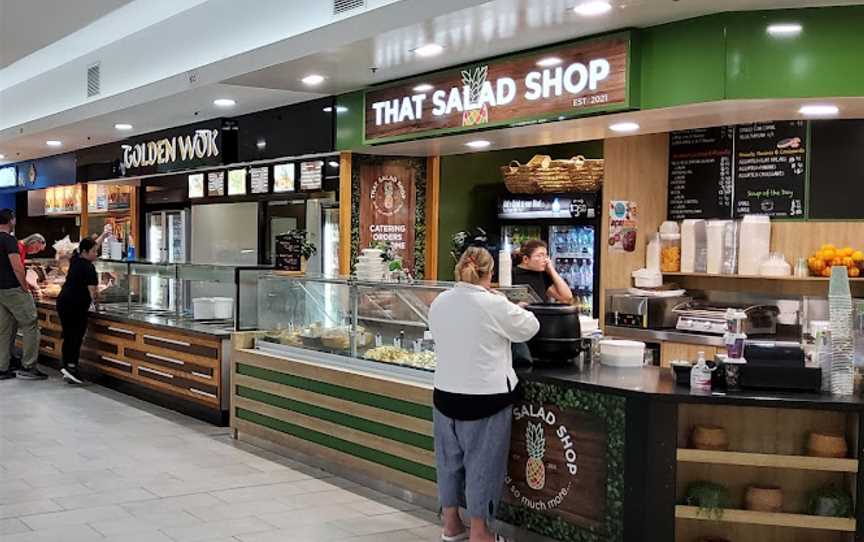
[675,505,856,532]
[677,449,859,473]
[663,272,864,282]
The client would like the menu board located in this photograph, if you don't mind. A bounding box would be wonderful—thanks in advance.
[273,163,295,193]
[88,184,108,212]
[667,127,734,220]
[300,160,323,190]
[734,121,806,217]
[228,168,247,196]
[207,171,225,197]
[250,166,269,194]
[188,173,204,198]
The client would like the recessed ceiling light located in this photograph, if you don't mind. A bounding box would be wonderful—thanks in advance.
[536,57,563,68]
[767,23,802,36]
[323,105,348,113]
[0,155,5,160]
[322,107,333,112]
[799,104,839,117]
[213,98,236,107]
[414,43,444,57]
[465,140,491,149]
[609,122,640,133]
[256,139,267,149]
[412,83,434,93]
[114,123,133,131]
[573,1,612,16]
[328,161,339,168]
[46,140,62,147]
[301,74,325,86]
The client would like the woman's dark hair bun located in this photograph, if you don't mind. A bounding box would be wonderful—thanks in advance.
[78,238,97,255]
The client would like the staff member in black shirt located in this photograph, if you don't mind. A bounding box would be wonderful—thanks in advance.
[511,239,573,304]
[56,238,99,384]
[0,209,45,380]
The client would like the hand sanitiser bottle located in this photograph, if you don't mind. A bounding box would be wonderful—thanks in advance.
[690,351,713,391]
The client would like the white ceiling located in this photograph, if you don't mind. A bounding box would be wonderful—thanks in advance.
[0,0,132,68]
[2,0,862,164]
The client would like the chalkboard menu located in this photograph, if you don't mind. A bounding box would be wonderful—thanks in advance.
[274,233,302,271]
[734,121,806,218]
[809,119,864,219]
[668,127,734,220]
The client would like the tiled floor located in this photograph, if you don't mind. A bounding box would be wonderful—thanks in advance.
[0,371,441,542]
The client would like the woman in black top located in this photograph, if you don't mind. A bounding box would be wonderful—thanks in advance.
[511,239,573,304]
[56,238,99,384]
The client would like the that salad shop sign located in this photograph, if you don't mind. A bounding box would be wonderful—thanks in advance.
[364,33,631,143]
[505,402,608,530]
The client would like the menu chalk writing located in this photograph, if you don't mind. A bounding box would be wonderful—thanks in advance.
[734,121,806,217]
[668,127,734,220]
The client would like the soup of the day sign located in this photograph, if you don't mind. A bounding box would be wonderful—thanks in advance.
[364,33,631,142]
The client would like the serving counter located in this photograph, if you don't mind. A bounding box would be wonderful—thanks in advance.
[229,275,864,542]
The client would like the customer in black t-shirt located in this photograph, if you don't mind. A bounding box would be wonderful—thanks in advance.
[56,238,99,384]
[511,239,573,304]
[0,209,45,380]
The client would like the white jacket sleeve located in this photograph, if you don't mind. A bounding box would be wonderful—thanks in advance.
[488,295,540,343]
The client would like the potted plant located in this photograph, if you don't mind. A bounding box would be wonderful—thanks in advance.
[450,227,489,262]
[807,485,853,517]
[276,230,317,273]
[683,481,730,520]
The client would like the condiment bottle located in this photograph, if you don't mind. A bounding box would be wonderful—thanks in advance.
[498,244,512,287]
[690,351,713,391]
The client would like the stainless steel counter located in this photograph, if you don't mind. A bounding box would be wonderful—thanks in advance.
[604,326,726,347]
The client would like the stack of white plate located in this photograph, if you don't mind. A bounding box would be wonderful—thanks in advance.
[356,249,387,281]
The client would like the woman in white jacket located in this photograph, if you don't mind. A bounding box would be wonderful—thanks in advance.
[429,246,540,542]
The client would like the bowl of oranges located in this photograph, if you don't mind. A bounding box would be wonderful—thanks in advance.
[808,245,864,278]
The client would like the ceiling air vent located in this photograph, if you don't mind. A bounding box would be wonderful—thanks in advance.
[333,0,364,15]
[87,63,101,98]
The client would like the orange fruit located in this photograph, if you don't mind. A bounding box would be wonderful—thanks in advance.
[811,259,825,272]
[821,244,836,251]
[850,267,861,278]
[822,267,832,277]
[832,257,843,266]
[843,256,855,267]
[823,249,837,261]
[853,251,864,263]
[842,247,854,257]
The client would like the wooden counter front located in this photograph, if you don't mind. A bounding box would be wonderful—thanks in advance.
[24,303,227,424]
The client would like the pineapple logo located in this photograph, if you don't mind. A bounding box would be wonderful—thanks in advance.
[461,65,489,127]
[370,175,406,217]
[525,422,547,490]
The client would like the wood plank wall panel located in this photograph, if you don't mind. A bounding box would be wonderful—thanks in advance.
[771,221,864,263]
[231,345,437,498]
[600,134,670,320]
[339,151,353,276]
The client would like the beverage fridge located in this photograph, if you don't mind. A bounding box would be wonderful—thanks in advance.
[499,192,601,316]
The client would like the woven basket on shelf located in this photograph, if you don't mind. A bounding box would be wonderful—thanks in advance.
[501,154,604,194]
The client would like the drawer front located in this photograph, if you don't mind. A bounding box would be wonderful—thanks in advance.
[141,333,219,360]
[136,365,219,403]
[91,354,134,374]
[90,321,138,342]
[125,348,215,380]
[83,337,120,356]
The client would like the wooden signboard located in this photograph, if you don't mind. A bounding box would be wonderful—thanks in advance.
[358,161,416,271]
[505,402,608,530]
[364,33,631,143]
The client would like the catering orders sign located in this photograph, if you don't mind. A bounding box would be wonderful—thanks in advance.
[364,33,631,143]
[359,161,416,271]
[506,402,608,530]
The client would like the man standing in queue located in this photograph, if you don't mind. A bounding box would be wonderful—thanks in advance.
[0,210,46,380]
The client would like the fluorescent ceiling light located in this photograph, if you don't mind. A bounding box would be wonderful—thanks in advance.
[767,23,802,36]
[46,140,62,147]
[573,1,612,16]
[609,122,640,133]
[799,104,839,117]
[114,123,133,131]
[412,83,434,92]
[414,43,443,57]
[465,140,491,149]
[536,57,563,68]
[213,98,236,107]
[301,74,325,86]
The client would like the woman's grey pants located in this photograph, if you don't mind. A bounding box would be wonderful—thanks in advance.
[433,406,513,521]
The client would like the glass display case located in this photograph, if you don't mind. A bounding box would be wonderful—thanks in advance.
[238,273,538,373]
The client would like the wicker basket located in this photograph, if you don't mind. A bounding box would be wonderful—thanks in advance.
[501,154,604,194]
